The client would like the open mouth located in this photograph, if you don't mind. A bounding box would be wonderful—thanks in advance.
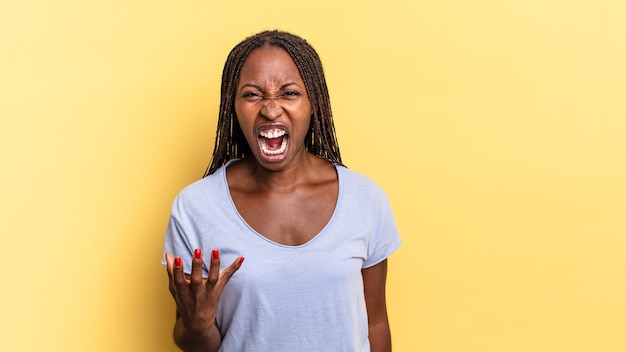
[259,128,288,155]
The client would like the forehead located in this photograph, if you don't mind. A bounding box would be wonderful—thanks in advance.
[237,46,303,84]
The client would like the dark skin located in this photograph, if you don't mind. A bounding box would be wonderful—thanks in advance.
[165,251,242,352]
[227,156,337,246]
[165,46,392,351]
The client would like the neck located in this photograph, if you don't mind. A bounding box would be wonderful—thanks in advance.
[243,153,326,191]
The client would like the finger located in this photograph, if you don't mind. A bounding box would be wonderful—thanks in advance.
[190,248,204,289]
[206,249,221,287]
[217,256,245,288]
[165,252,175,275]
[172,256,187,288]
[165,253,176,295]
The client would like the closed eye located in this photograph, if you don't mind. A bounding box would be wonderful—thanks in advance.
[242,91,263,100]
[282,90,301,99]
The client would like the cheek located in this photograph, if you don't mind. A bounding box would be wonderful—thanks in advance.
[302,106,313,129]
[234,104,252,130]
[287,101,312,121]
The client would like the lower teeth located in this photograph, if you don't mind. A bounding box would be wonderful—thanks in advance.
[261,138,287,155]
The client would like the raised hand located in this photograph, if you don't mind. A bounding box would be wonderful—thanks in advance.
[165,249,244,347]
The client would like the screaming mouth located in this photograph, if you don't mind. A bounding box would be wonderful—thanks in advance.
[259,129,288,155]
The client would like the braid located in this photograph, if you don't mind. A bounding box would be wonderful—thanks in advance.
[204,30,343,176]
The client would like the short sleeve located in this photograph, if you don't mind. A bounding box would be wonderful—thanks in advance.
[161,194,204,275]
[362,188,402,268]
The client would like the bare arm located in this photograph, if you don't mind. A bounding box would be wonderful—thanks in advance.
[362,259,392,352]
[166,250,244,352]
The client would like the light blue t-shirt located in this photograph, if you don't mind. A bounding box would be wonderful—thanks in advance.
[163,161,402,352]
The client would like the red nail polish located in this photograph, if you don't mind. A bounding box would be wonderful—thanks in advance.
[212,249,219,260]
[238,257,245,265]
[194,248,202,259]
[174,257,182,267]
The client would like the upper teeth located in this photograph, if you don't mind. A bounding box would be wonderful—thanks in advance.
[260,129,286,139]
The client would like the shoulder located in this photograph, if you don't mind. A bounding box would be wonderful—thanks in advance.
[180,171,222,198]
[335,165,391,204]
[336,166,387,193]
[171,166,227,213]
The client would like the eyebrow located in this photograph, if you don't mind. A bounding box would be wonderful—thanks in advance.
[238,82,302,93]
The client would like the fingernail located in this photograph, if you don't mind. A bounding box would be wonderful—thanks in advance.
[174,257,182,267]
[194,248,202,260]
[212,249,219,260]
[238,257,245,265]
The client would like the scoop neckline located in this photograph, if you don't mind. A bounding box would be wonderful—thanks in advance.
[220,159,342,249]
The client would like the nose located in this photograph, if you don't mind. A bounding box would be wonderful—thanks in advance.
[260,98,283,120]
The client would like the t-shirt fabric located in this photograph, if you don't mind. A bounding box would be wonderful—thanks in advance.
[162,160,402,352]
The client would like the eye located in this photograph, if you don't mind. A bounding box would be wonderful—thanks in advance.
[242,91,262,100]
[282,90,300,99]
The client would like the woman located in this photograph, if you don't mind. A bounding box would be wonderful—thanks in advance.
[163,30,401,352]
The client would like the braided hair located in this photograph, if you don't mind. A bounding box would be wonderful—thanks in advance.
[204,30,343,176]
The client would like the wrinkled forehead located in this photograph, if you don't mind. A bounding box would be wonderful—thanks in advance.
[236,45,305,88]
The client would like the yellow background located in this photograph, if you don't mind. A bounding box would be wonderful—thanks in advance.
[2,0,625,351]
